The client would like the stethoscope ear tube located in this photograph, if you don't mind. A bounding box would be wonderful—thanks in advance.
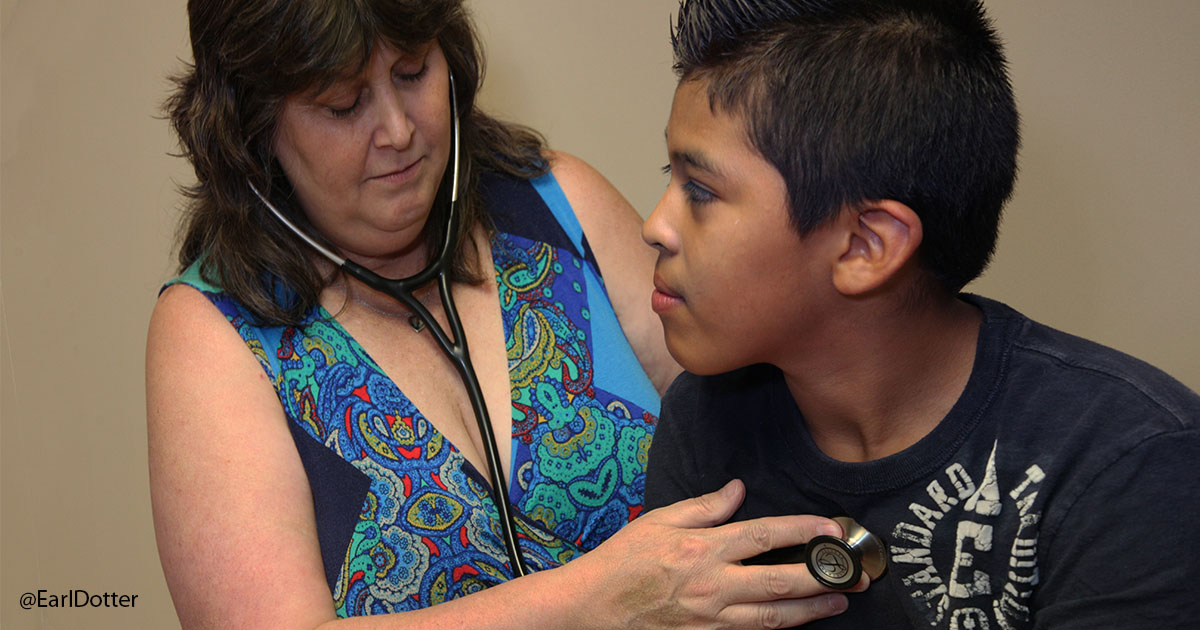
[248,72,530,578]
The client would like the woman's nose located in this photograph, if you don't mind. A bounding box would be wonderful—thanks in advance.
[374,89,415,151]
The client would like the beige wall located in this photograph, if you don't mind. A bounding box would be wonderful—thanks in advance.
[1,1,1196,628]
[977,1,1200,383]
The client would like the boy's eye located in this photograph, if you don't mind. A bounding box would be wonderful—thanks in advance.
[661,163,716,203]
[683,180,716,204]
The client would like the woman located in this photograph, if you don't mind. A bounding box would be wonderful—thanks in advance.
[148,0,846,627]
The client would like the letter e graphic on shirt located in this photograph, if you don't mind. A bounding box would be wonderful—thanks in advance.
[949,520,994,598]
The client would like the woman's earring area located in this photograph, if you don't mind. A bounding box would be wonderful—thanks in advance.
[741,516,887,590]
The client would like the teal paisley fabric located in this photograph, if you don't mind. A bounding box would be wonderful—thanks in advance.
[168,171,659,616]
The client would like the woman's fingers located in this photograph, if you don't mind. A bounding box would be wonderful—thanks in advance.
[736,563,871,599]
[717,573,868,629]
[644,481,846,566]
[714,514,843,565]
[571,482,864,628]
[644,479,748,529]
[720,593,851,629]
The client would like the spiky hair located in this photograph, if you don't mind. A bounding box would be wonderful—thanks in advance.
[666,0,1019,293]
[672,0,835,74]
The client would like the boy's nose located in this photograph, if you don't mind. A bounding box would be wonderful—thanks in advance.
[642,190,680,255]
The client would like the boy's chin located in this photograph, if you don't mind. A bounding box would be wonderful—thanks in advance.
[666,337,746,376]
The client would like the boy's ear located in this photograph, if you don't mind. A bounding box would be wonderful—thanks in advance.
[832,200,923,296]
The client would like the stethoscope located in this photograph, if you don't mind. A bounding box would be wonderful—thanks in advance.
[248,71,891,590]
[248,73,530,578]
[745,516,888,589]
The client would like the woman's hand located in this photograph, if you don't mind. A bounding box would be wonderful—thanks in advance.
[149,286,856,630]
[559,479,864,629]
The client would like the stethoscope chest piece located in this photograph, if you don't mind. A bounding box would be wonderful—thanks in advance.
[804,516,888,589]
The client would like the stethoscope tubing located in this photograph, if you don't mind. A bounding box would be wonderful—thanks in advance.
[248,72,529,577]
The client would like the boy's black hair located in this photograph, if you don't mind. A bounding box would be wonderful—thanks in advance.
[672,0,1019,292]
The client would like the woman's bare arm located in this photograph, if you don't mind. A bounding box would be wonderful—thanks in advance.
[147,284,337,628]
[148,285,848,630]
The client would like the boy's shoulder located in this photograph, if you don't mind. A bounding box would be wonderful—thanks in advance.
[664,295,1200,432]
[968,294,1199,430]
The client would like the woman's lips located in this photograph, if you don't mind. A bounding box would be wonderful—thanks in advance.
[370,157,423,184]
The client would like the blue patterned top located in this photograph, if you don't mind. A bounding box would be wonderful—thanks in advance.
[169,171,659,616]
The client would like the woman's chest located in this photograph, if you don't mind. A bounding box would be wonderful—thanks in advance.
[288,232,657,541]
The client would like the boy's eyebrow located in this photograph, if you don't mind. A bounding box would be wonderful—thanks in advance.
[671,148,726,179]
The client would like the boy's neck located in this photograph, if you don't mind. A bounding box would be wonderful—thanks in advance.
[779,293,982,463]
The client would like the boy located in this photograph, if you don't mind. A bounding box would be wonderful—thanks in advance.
[642,0,1200,628]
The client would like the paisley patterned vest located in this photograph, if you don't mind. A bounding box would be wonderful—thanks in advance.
[168,171,659,616]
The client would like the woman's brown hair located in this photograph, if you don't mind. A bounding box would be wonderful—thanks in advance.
[167,0,548,325]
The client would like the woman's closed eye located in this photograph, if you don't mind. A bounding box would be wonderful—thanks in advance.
[327,95,362,119]
[395,63,428,83]
[320,57,426,119]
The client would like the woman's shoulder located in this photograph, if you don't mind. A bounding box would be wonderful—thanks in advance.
[165,257,219,292]
[159,257,307,334]
[150,280,238,346]
[542,150,682,393]
[538,149,648,269]
[151,263,275,371]
[147,283,257,398]
[531,150,645,259]
[544,150,631,225]
[157,262,246,330]
[479,153,611,264]
[480,150,634,231]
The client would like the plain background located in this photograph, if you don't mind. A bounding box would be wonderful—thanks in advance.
[2,1,1197,628]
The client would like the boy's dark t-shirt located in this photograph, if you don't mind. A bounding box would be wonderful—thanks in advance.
[644,295,1200,629]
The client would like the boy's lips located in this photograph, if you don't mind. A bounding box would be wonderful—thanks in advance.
[651,275,684,314]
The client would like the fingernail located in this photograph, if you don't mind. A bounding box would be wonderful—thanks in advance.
[828,594,849,614]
